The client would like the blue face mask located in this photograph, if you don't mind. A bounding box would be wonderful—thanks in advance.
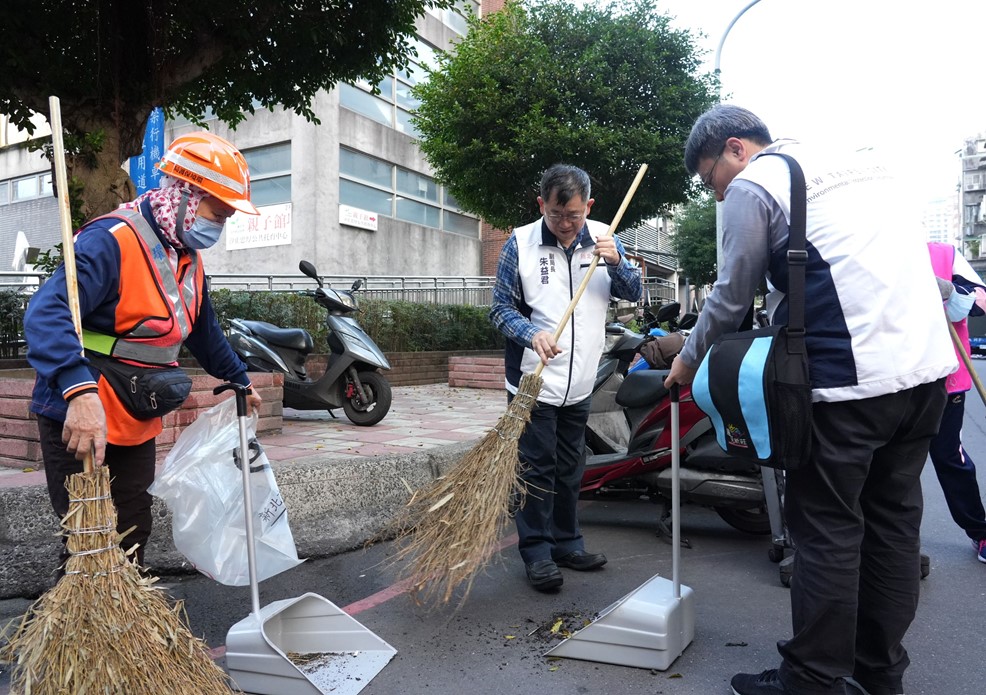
[181,216,225,249]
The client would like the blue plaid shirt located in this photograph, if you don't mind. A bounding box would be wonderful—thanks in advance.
[490,221,641,347]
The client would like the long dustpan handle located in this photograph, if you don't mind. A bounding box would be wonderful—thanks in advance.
[669,383,681,600]
[215,383,261,617]
[533,163,648,379]
[48,96,95,474]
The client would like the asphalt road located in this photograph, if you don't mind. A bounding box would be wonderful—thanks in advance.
[3,378,985,694]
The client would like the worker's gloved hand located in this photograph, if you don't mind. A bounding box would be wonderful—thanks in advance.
[937,277,955,300]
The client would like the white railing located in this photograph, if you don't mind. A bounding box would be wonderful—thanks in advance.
[206,273,497,305]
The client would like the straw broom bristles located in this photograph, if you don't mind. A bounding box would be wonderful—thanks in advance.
[393,372,543,605]
[0,467,234,694]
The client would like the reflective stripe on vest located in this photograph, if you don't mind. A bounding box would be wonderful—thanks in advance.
[82,209,200,364]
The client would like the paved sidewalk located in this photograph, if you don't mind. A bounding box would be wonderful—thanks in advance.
[0,384,507,489]
[269,383,506,461]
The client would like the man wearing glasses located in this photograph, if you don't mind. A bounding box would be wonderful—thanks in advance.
[490,164,641,592]
[664,105,954,695]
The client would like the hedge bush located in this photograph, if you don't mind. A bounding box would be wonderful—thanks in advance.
[210,289,505,354]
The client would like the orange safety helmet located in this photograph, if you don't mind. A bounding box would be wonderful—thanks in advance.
[157,132,260,215]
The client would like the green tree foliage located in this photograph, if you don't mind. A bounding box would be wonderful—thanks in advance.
[671,195,718,287]
[412,0,718,230]
[0,0,451,219]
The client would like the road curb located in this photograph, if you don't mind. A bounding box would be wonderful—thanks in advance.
[0,442,474,599]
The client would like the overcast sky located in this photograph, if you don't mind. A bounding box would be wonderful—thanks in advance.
[652,0,986,207]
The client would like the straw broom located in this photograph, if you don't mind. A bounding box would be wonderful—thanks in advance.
[0,97,233,694]
[393,164,648,606]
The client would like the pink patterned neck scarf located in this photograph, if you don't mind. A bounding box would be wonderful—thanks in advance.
[119,179,205,249]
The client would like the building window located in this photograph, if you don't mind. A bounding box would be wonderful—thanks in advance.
[427,0,478,35]
[3,172,52,203]
[339,147,479,237]
[243,142,291,206]
[339,37,437,136]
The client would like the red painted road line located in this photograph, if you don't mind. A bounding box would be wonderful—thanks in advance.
[342,532,520,616]
[208,532,520,661]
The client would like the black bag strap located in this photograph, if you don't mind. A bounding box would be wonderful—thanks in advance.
[760,152,807,354]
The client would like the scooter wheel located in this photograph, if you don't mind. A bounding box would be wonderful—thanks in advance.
[342,371,393,426]
[714,506,772,535]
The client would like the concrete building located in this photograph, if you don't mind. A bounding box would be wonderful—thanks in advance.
[922,193,959,246]
[959,134,986,259]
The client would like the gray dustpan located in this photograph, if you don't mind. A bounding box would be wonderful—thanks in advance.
[218,384,396,694]
[545,383,695,670]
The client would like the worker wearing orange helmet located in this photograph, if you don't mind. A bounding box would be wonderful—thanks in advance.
[24,131,262,576]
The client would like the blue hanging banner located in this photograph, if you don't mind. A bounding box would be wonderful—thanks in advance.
[128,107,165,194]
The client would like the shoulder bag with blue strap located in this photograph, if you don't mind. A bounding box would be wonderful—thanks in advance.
[691,152,812,470]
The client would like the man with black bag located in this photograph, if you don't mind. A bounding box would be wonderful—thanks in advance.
[663,105,957,695]
[25,131,262,574]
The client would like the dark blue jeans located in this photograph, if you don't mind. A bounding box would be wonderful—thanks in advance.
[511,395,591,565]
[777,379,946,695]
[928,392,986,542]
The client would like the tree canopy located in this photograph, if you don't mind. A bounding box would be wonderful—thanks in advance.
[671,194,718,287]
[0,0,450,219]
[412,0,718,230]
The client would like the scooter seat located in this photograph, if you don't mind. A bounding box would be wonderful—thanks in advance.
[240,320,314,352]
[616,369,670,408]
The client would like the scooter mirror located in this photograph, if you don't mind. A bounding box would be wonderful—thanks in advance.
[679,313,698,330]
[655,302,681,324]
[299,260,323,287]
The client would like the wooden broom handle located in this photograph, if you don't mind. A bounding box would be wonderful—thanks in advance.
[948,320,986,407]
[533,163,648,378]
[49,96,95,474]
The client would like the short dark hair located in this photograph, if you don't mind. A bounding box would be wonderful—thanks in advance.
[683,105,773,175]
[540,164,591,205]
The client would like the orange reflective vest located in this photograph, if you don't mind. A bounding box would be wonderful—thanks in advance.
[82,209,204,444]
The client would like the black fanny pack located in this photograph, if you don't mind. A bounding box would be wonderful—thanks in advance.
[86,351,192,420]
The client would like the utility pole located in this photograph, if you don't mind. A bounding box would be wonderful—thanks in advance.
[713,0,764,270]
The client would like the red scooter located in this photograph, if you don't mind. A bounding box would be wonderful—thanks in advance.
[582,312,789,558]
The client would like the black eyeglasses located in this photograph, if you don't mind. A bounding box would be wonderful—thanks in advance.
[544,211,586,224]
[701,151,723,192]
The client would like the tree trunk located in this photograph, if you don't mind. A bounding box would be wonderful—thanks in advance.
[64,119,141,222]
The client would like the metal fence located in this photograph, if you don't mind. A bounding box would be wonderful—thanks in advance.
[0,271,44,293]
[206,273,499,305]
[0,272,678,358]
[207,273,677,307]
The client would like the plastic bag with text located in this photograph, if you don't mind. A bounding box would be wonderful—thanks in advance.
[149,397,304,585]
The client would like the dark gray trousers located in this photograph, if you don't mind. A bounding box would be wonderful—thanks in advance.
[778,379,947,695]
[512,396,591,565]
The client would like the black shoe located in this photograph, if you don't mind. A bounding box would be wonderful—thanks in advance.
[554,550,607,571]
[731,669,788,695]
[525,560,563,591]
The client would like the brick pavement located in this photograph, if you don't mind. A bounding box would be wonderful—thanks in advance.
[0,384,507,489]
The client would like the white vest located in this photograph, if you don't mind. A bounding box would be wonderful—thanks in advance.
[513,219,613,406]
[740,142,956,402]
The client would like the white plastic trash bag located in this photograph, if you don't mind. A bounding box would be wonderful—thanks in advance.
[150,397,304,585]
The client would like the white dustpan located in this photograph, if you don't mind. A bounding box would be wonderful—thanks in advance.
[218,384,396,694]
[545,382,695,670]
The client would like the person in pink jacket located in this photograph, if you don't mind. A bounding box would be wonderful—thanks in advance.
[928,241,986,563]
